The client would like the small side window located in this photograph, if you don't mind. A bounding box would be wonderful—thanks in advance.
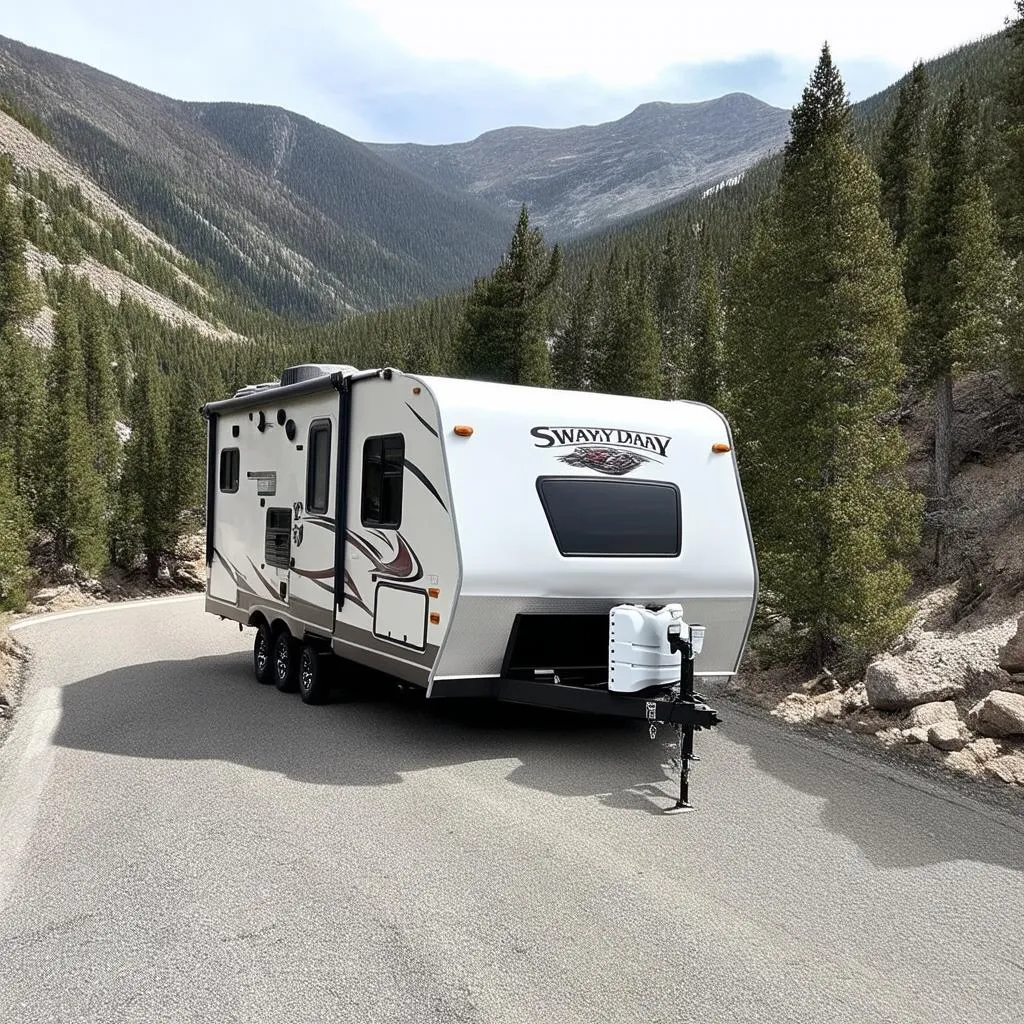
[219,447,239,493]
[361,434,404,528]
[265,507,292,568]
[306,420,332,514]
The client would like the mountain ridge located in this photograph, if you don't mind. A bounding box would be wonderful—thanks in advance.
[0,32,792,316]
[367,92,792,237]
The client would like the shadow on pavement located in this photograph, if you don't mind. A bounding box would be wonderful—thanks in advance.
[717,704,1024,873]
[51,651,682,815]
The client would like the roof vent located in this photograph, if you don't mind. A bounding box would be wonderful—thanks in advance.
[279,363,357,387]
[232,381,281,398]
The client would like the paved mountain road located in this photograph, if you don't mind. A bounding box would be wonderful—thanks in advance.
[1,597,1022,1024]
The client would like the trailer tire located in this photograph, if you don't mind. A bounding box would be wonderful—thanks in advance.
[298,643,331,705]
[253,623,275,685]
[273,630,300,693]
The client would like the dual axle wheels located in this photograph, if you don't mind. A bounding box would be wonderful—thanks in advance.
[252,623,330,704]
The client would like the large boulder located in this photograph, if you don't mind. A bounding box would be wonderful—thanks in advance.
[967,690,1024,738]
[927,720,969,752]
[985,754,1024,786]
[906,700,959,729]
[864,655,963,711]
[997,616,1024,674]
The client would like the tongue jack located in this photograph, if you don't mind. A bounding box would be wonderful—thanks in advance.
[664,622,706,814]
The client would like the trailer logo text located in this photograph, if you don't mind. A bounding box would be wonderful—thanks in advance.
[530,425,671,476]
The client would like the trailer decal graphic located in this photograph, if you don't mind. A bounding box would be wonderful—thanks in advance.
[346,530,423,584]
[246,558,286,601]
[292,566,335,579]
[343,570,372,616]
[556,446,653,476]
[404,457,448,512]
[405,402,439,438]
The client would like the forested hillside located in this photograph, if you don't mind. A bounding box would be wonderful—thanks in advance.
[0,34,518,318]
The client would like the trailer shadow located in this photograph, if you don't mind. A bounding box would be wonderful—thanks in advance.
[50,651,682,815]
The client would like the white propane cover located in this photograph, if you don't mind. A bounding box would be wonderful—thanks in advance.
[608,603,685,694]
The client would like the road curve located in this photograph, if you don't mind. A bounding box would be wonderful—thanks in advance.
[1,597,1022,1024]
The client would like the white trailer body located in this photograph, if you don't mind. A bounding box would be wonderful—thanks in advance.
[203,364,757,808]
[203,363,757,692]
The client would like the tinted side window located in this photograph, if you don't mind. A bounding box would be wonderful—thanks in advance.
[306,420,332,514]
[361,434,404,528]
[219,448,239,493]
[265,507,292,568]
[536,477,681,557]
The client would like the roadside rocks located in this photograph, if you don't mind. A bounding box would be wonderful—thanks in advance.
[173,565,205,590]
[864,655,963,711]
[966,690,1024,738]
[906,700,960,729]
[985,754,1024,786]
[926,720,969,751]
[772,683,868,726]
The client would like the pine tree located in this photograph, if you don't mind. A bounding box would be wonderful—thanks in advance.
[120,354,172,579]
[724,50,920,669]
[0,449,32,610]
[904,84,1013,502]
[997,0,1024,385]
[878,61,930,252]
[783,42,850,167]
[687,241,724,408]
[452,205,559,387]
[997,0,1024,256]
[0,176,43,505]
[591,252,662,399]
[166,370,206,531]
[78,294,121,497]
[40,303,109,575]
[655,228,689,400]
[551,270,597,390]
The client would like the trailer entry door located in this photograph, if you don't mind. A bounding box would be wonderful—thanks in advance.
[536,477,681,557]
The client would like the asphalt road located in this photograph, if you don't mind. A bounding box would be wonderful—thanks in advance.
[1,597,1023,1024]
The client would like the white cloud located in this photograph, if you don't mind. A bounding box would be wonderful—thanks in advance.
[0,0,1015,143]
[337,0,1012,86]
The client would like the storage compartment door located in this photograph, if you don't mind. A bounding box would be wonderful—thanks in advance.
[373,584,428,651]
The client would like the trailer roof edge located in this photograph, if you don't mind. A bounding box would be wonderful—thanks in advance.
[202,367,384,417]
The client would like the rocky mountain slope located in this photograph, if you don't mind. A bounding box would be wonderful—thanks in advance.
[0,34,517,319]
[368,94,791,239]
[0,34,792,318]
[0,109,244,344]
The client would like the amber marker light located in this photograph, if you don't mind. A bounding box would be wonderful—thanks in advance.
[429,612,441,625]
[711,443,732,453]
[412,386,421,395]
[453,425,474,437]
[428,587,440,598]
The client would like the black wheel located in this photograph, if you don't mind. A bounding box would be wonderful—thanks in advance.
[253,623,274,685]
[273,630,299,692]
[298,644,331,705]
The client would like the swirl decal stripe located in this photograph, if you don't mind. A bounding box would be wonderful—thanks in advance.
[403,458,448,513]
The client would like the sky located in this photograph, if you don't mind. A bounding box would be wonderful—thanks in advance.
[0,1,1015,144]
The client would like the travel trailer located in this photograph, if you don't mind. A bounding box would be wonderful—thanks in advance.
[202,363,758,810]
